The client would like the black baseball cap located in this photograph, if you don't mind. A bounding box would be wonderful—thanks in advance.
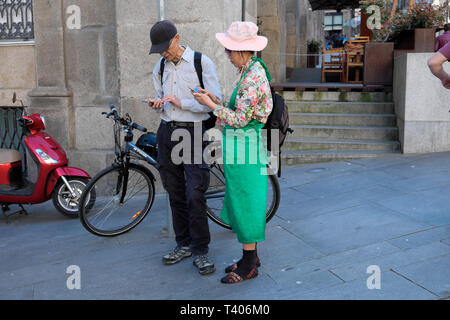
[149,20,177,54]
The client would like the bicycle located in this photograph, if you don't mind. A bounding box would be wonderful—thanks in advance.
[78,104,280,237]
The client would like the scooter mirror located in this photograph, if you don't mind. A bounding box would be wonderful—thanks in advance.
[12,92,16,104]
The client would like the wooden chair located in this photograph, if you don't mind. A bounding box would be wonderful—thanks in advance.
[347,36,370,44]
[321,47,344,83]
[343,39,368,83]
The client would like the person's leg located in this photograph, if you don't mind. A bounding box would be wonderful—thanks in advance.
[184,162,215,275]
[243,243,256,251]
[157,123,192,264]
[184,163,211,255]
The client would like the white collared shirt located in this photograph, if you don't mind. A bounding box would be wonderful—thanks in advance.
[152,46,222,122]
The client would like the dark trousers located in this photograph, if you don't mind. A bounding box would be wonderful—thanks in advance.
[156,121,211,255]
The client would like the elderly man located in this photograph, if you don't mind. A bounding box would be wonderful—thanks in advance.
[428,42,450,89]
[147,20,222,275]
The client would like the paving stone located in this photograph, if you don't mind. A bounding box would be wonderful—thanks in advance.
[376,170,450,193]
[392,253,450,299]
[329,242,450,282]
[290,170,403,198]
[375,185,450,226]
[291,271,438,300]
[0,285,33,300]
[317,242,401,268]
[387,225,450,249]
[223,269,343,300]
[282,203,429,255]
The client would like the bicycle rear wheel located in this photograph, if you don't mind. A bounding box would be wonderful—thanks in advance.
[205,164,280,229]
[79,162,155,237]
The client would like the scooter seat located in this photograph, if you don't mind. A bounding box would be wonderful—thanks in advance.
[0,149,22,164]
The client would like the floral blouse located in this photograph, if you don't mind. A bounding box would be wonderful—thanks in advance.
[214,58,273,128]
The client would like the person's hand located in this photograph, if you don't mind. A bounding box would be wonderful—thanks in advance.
[192,91,216,110]
[442,75,450,89]
[145,99,163,109]
[162,95,182,108]
[197,88,221,104]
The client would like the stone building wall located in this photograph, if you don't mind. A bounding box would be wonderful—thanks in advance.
[0,44,35,107]
[13,0,256,187]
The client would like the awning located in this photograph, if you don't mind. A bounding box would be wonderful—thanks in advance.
[308,0,361,11]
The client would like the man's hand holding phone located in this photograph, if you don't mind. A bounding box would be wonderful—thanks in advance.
[143,99,163,109]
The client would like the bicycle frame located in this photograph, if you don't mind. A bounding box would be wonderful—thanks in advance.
[125,140,225,202]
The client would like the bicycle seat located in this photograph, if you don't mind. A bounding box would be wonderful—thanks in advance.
[0,149,22,164]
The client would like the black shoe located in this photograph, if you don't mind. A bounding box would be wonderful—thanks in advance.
[162,246,192,265]
[193,254,216,275]
[221,265,259,284]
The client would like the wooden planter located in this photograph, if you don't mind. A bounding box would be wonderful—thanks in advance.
[307,51,319,68]
[393,28,435,52]
[363,42,394,86]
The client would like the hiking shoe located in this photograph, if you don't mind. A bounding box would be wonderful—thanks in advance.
[162,246,192,265]
[193,254,216,275]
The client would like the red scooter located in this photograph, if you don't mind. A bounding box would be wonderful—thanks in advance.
[0,94,95,220]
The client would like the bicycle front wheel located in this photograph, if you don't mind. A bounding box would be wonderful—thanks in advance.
[206,164,280,230]
[79,162,155,237]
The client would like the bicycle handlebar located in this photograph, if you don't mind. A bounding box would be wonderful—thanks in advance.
[106,103,147,132]
[130,122,147,133]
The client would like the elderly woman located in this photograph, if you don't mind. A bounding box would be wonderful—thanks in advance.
[193,21,273,284]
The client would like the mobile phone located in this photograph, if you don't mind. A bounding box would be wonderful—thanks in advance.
[142,99,154,106]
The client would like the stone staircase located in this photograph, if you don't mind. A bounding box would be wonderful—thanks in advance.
[280,91,402,165]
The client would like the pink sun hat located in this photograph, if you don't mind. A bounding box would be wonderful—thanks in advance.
[216,21,268,52]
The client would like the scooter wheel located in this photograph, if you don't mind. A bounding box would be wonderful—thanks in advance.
[52,177,96,218]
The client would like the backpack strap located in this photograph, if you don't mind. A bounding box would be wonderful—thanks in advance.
[159,52,204,89]
[193,51,204,89]
[159,58,165,86]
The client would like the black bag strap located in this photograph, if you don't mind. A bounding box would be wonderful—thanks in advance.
[193,51,204,89]
[159,58,165,86]
[159,52,204,89]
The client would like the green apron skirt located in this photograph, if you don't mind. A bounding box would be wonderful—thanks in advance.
[219,58,270,243]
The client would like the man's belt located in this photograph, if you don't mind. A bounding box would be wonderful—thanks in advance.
[162,120,197,128]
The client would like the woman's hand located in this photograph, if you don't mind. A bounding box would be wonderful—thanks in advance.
[192,89,218,111]
[197,88,221,104]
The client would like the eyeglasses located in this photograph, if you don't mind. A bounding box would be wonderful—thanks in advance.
[224,48,232,57]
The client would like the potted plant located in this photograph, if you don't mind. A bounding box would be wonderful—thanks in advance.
[358,1,448,85]
[358,0,396,85]
[307,40,322,68]
[360,1,447,50]
[390,3,447,52]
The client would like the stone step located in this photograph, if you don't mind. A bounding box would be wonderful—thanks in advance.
[281,91,393,102]
[290,125,399,141]
[290,112,397,127]
[283,138,401,151]
[287,101,395,114]
[281,149,402,165]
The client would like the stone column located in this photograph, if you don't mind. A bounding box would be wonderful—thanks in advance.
[28,0,73,150]
[28,0,119,177]
[259,0,287,82]
[394,53,450,153]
